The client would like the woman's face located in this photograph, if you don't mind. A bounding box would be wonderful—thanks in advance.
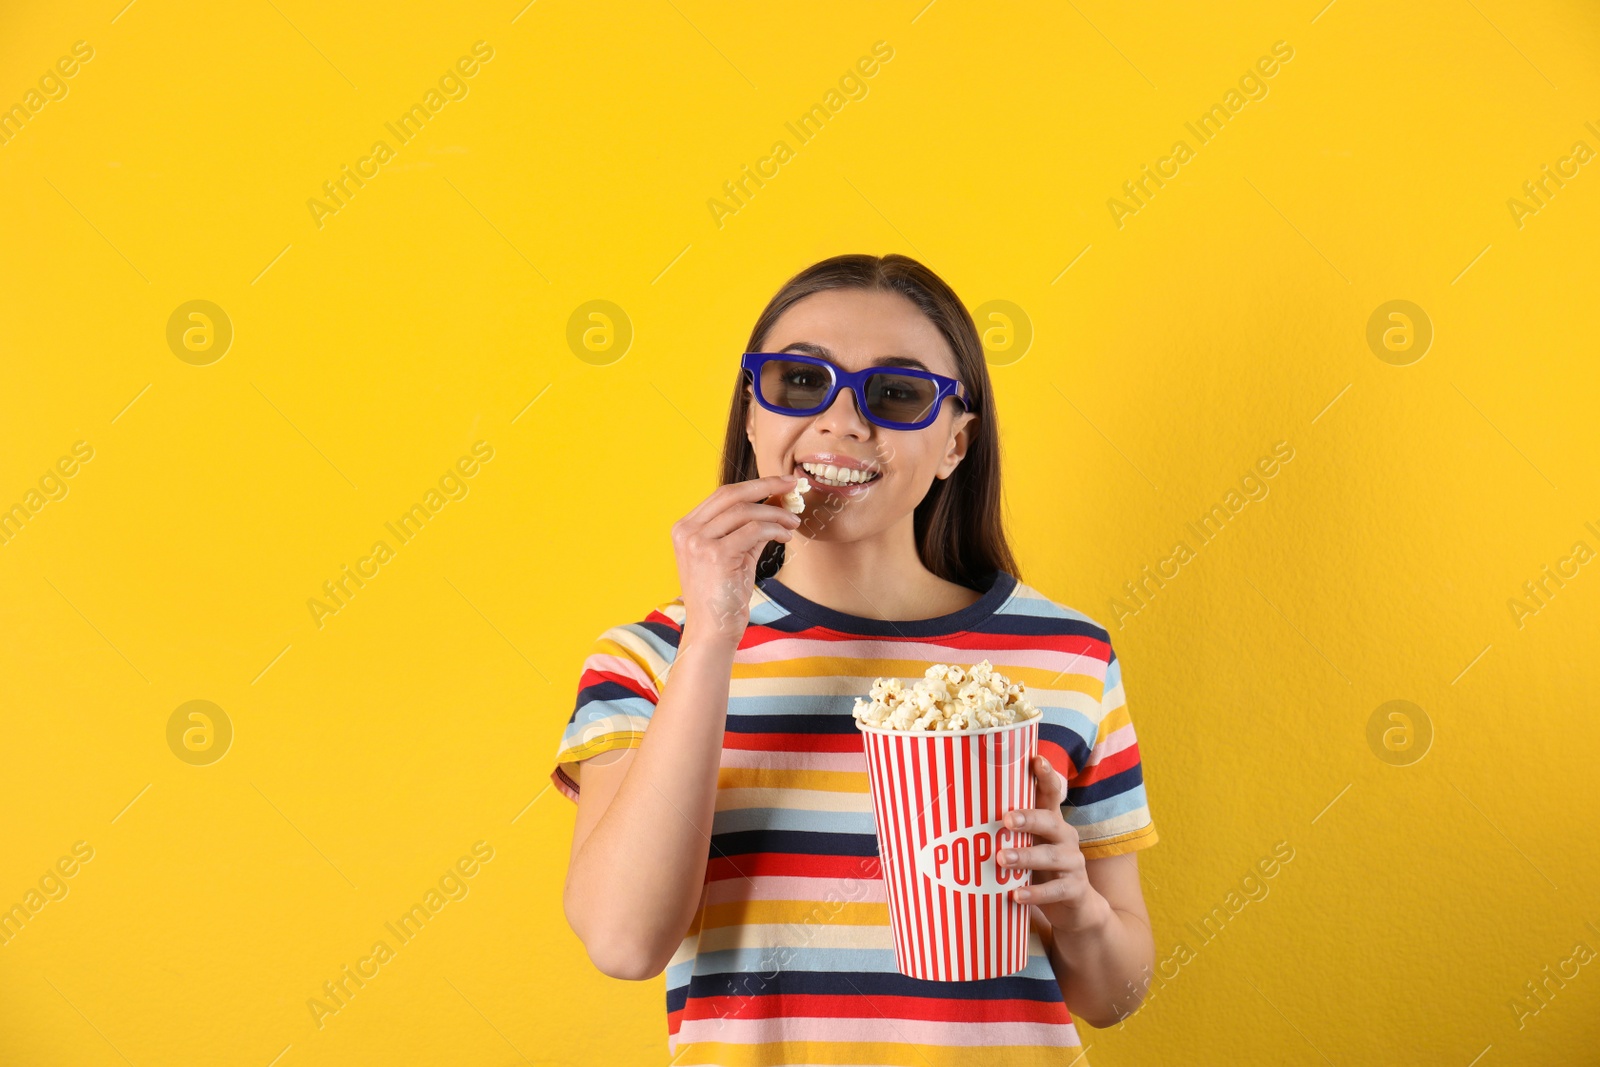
[744,287,976,543]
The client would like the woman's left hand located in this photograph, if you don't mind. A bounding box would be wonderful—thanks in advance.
[999,754,1111,933]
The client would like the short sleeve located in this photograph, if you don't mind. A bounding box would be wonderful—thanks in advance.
[1061,640,1158,858]
[550,603,683,802]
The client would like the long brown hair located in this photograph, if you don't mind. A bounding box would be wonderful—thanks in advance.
[719,253,1021,588]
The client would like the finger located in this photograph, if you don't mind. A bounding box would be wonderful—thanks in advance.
[699,500,803,541]
[1001,807,1048,833]
[998,842,1081,874]
[1002,807,1079,846]
[721,519,796,556]
[1013,877,1091,907]
[681,475,800,527]
[1033,755,1069,809]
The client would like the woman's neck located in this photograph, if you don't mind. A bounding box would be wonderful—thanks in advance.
[770,518,982,622]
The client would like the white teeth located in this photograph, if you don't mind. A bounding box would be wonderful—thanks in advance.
[800,461,879,487]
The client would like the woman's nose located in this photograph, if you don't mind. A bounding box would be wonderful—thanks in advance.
[815,384,870,435]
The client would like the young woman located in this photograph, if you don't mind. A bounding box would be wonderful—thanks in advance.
[554,254,1159,1064]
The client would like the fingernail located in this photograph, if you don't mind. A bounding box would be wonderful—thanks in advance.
[1004,850,1018,863]
[1014,888,1031,900]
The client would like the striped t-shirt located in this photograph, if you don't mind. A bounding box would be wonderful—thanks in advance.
[551,568,1158,1066]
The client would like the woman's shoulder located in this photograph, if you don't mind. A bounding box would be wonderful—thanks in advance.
[591,593,689,648]
[997,575,1116,646]
[991,579,1120,704]
[600,578,789,650]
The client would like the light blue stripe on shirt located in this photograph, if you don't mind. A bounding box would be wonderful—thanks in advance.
[711,807,877,836]
[1068,788,1149,828]
[687,945,1060,980]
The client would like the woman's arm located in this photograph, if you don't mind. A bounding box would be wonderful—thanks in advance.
[1035,853,1155,1028]
[562,635,740,980]
[1002,755,1156,1027]
[562,473,803,981]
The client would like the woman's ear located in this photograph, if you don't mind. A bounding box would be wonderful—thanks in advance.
[744,384,756,446]
[936,411,976,479]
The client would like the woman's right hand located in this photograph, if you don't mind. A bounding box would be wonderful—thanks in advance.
[672,473,803,651]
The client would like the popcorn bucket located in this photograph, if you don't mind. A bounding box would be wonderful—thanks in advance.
[857,717,1039,981]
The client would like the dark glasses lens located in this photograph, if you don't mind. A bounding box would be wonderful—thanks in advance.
[759,358,834,410]
[863,371,940,425]
[754,356,947,427]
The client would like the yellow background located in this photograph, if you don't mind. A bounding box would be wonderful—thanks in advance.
[3,1,1598,1064]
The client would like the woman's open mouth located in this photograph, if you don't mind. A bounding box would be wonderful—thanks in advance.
[797,460,882,492]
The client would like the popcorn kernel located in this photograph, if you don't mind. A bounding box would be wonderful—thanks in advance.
[781,476,811,514]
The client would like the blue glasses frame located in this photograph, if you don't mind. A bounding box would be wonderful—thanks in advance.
[741,351,971,431]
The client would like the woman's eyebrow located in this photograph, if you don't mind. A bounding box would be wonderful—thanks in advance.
[872,355,931,371]
[777,342,931,372]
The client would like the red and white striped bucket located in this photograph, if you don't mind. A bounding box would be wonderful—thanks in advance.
[857,717,1039,981]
